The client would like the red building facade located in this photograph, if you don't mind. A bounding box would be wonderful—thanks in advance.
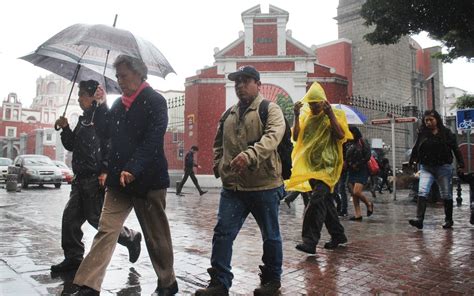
[183,5,349,175]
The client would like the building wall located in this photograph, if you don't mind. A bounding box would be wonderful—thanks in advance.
[337,6,413,103]
[316,39,353,95]
[185,67,226,174]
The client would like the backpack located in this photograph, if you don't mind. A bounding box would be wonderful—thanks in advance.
[346,139,371,169]
[219,100,293,180]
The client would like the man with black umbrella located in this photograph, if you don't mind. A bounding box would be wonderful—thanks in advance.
[52,80,141,273]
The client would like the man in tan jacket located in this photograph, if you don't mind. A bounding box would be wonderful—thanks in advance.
[195,66,286,296]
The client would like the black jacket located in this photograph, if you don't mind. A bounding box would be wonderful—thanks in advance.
[409,127,464,168]
[105,87,170,196]
[184,150,196,171]
[345,139,371,171]
[60,103,108,177]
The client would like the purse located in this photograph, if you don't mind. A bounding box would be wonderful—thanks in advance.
[367,156,380,176]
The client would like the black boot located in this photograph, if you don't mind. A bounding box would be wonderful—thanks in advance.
[442,199,454,229]
[254,265,281,296]
[195,268,229,296]
[409,197,426,229]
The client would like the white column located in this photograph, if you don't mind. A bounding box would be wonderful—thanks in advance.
[243,18,254,56]
[277,19,286,56]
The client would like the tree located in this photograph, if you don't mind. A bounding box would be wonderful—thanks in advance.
[453,94,474,109]
[360,0,474,62]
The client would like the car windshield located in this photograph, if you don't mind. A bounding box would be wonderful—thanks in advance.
[24,157,53,166]
[54,161,68,169]
[0,158,12,166]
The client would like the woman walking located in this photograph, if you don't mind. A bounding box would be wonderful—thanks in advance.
[345,126,374,221]
[408,110,464,229]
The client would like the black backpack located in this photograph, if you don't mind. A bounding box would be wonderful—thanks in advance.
[219,100,293,180]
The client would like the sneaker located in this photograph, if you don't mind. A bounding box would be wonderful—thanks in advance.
[199,190,208,196]
[51,258,82,272]
[151,281,178,296]
[254,279,281,296]
[295,243,316,255]
[323,236,348,249]
[72,286,99,296]
[195,268,229,296]
[128,232,142,263]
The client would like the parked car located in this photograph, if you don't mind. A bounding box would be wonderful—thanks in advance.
[53,160,74,184]
[0,157,13,183]
[9,154,62,188]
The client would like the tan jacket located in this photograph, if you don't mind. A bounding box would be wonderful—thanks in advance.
[213,95,285,191]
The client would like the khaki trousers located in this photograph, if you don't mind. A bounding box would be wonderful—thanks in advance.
[73,188,176,291]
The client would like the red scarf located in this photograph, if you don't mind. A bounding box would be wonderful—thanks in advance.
[121,81,150,110]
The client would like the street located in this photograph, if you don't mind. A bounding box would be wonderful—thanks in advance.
[0,183,473,295]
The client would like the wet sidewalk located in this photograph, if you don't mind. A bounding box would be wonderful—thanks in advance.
[0,185,473,295]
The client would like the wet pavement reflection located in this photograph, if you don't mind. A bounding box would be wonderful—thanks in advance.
[0,184,473,295]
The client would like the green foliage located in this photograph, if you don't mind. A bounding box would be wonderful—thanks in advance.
[360,0,474,62]
[454,94,474,109]
[275,94,295,125]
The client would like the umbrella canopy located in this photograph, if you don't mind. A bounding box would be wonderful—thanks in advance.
[34,23,175,78]
[20,52,121,94]
[331,104,367,125]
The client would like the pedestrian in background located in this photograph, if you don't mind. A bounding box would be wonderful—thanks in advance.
[285,82,352,255]
[72,56,178,296]
[195,66,286,296]
[176,145,208,196]
[345,126,374,221]
[408,109,464,229]
[334,141,350,217]
[378,158,393,194]
[52,80,141,273]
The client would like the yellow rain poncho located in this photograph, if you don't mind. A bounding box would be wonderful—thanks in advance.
[285,82,352,193]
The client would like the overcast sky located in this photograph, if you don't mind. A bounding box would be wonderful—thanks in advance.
[1,0,473,107]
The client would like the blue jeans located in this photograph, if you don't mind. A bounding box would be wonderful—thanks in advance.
[418,164,453,200]
[335,170,348,213]
[210,186,284,290]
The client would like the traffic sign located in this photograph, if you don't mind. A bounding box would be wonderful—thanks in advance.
[371,118,391,125]
[456,108,474,130]
[371,117,417,125]
[394,117,417,123]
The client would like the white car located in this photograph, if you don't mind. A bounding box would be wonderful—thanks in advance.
[0,157,13,183]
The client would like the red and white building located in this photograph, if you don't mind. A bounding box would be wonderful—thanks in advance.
[184,5,349,175]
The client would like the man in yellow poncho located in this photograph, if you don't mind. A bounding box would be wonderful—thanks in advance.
[286,82,352,255]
